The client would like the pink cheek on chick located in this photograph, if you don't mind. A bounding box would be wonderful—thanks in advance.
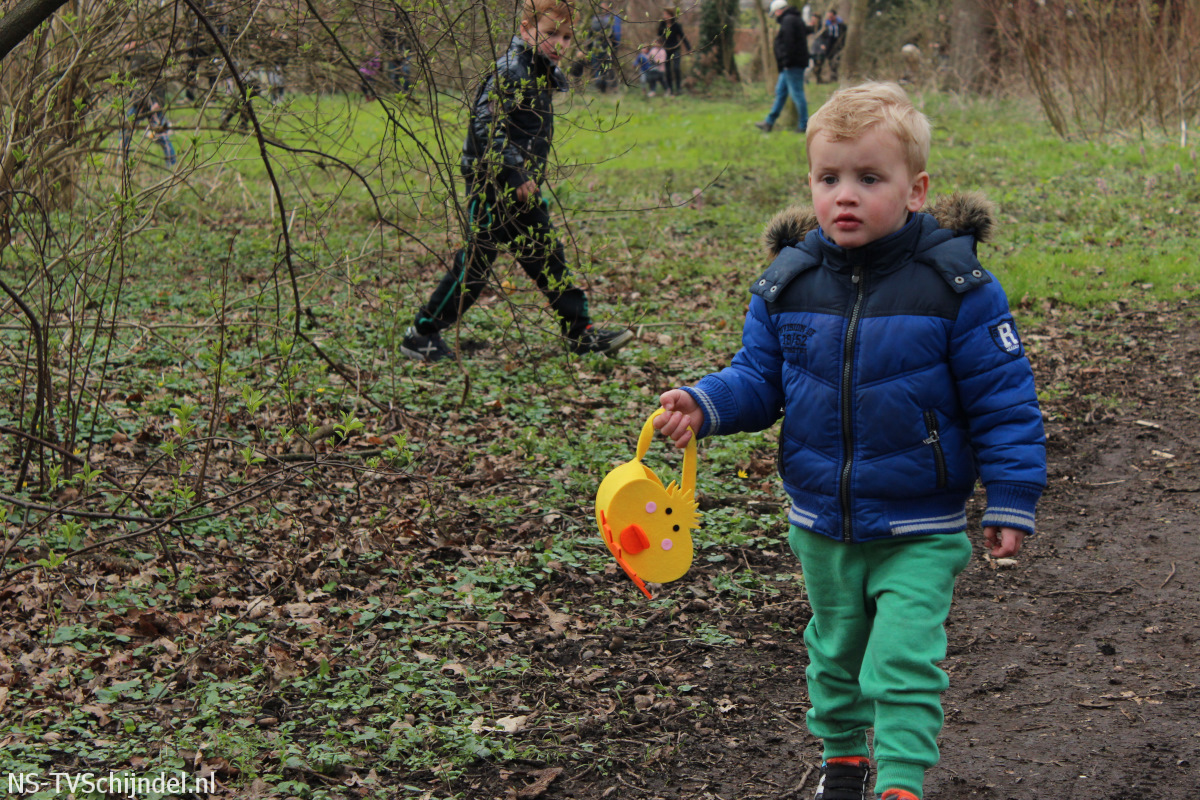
[643,502,677,550]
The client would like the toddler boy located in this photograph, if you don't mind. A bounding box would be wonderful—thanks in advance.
[402,0,631,362]
[654,82,1046,800]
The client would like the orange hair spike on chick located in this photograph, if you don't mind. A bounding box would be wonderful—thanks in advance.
[596,409,699,599]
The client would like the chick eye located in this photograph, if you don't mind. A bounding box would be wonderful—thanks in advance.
[665,508,673,515]
[673,525,680,532]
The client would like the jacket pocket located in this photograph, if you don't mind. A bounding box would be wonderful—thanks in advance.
[923,410,947,490]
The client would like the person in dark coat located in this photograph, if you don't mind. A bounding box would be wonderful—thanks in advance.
[754,0,814,133]
[655,6,691,95]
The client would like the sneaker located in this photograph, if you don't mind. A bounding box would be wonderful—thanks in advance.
[754,120,774,132]
[400,327,453,362]
[569,326,633,356]
[814,757,871,800]
[877,791,919,800]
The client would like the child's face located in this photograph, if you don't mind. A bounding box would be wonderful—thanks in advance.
[520,12,574,64]
[808,126,929,250]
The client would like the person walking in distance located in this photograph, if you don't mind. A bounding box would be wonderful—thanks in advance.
[656,6,691,96]
[755,0,814,134]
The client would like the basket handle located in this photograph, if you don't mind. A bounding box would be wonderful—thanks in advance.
[636,408,696,496]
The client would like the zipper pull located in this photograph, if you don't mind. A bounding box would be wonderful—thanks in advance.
[923,431,940,445]
[851,265,863,284]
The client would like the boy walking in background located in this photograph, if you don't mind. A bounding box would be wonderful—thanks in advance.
[402,0,631,362]
[654,82,1046,799]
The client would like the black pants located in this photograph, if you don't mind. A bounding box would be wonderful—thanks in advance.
[415,183,590,338]
[664,51,683,94]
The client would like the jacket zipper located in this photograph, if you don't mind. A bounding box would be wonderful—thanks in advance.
[838,265,866,542]
[923,409,947,489]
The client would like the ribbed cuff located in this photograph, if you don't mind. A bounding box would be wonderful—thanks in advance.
[874,759,926,799]
[981,482,1043,536]
[821,732,869,761]
[681,376,739,439]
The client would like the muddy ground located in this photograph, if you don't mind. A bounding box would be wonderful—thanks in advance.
[458,300,1199,800]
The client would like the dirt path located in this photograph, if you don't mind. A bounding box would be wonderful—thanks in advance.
[462,301,1199,800]
[931,301,1200,800]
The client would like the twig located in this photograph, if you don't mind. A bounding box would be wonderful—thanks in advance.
[780,763,817,799]
[772,708,808,733]
[1159,562,1177,589]
[1044,585,1132,597]
[616,772,649,792]
[0,271,49,489]
[0,467,314,587]
[410,619,520,634]
[194,237,235,501]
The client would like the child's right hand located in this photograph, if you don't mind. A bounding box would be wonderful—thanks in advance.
[515,179,539,203]
[655,390,704,448]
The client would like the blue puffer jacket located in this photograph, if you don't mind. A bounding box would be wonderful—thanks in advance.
[683,193,1046,544]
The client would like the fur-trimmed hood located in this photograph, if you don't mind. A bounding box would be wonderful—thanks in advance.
[761,191,997,258]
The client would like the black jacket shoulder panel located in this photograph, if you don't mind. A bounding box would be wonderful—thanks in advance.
[914,227,993,294]
[493,47,568,94]
[751,239,821,302]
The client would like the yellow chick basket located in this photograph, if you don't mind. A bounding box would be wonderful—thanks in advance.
[596,409,699,599]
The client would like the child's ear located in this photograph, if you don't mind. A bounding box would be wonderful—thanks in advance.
[907,171,930,212]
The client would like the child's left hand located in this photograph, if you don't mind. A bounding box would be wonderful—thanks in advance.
[984,526,1025,558]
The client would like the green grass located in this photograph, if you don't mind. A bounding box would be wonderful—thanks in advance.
[552,88,1200,309]
[112,85,1200,313]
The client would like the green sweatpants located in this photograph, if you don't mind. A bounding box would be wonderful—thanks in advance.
[788,526,973,799]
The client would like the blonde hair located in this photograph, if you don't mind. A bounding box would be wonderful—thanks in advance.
[806,81,932,175]
[523,0,573,24]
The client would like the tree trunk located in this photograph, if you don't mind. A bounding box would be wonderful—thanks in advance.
[950,0,988,92]
[839,0,869,83]
[0,0,71,61]
[753,0,777,87]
